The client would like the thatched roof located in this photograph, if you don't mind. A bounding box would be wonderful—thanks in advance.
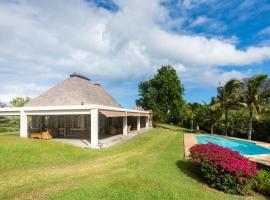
[25,73,121,107]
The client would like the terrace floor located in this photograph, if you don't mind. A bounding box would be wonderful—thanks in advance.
[184,133,270,167]
[52,127,152,149]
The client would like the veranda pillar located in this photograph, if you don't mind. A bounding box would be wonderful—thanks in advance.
[137,116,140,131]
[20,110,28,138]
[145,116,149,128]
[123,115,127,135]
[90,108,99,149]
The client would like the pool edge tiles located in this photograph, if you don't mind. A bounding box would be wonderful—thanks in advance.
[195,134,270,156]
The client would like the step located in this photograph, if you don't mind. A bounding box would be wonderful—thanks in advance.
[99,137,123,149]
[99,134,122,144]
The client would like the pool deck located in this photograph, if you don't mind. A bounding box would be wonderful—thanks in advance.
[184,133,270,167]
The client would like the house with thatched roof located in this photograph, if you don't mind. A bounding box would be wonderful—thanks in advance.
[0,73,151,149]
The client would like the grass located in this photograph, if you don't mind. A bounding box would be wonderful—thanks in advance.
[155,123,192,132]
[0,131,18,136]
[0,127,267,199]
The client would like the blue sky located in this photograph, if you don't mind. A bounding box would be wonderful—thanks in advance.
[0,0,270,108]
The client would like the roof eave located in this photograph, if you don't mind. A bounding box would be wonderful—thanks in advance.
[0,104,151,114]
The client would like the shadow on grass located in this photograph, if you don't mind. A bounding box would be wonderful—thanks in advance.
[154,123,193,133]
[176,159,205,184]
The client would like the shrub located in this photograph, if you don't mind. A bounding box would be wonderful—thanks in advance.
[190,143,258,195]
[0,127,19,132]
[252,170,270,196]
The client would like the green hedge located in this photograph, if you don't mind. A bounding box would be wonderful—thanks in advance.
[252,170,270,196]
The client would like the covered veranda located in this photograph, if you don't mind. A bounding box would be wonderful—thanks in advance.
[0,104,151,149]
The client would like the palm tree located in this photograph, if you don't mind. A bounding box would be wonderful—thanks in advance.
[211,79,243,136]
[242,74,270,140]
[209,97,222,134]
[187,102,200,132]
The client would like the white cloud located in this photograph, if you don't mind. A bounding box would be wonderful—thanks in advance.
[0,83,48,104]
[189,15,227,32]
[180,0,214,9]
[258,26,270,35]
[190,16,209,26]
[0,0,269,102]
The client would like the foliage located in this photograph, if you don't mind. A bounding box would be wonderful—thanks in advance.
[0,101,7,126]
[208,98,222,134]
[4,97,30,128]
[211,79,243,136]
[0,100,19,131]
[185,102,208,132]
[190,143,258,195]
[241,74,270,140]
[0,128,251,200]
[252,119,270,142]
[226,109,249,137]
[137,65,185,124]
[10,96,30,107]
[187,75,270,142]
[252,170,270,196]
[0,126,19,132]
[0,101,6,108]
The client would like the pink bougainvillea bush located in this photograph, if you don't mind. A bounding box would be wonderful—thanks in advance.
[190,143,258,195]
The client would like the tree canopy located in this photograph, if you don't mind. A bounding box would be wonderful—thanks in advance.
[10,97,30,107]
[211,79,243,136]
[0,101,6,108]
[136,65,185,124]
[241,74,270,140]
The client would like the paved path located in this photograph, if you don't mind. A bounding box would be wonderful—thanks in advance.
[184,133,197,158]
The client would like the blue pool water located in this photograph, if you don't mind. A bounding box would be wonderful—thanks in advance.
[196,135,270,155]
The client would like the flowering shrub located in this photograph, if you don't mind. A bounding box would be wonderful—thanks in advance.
[190,143,258,195]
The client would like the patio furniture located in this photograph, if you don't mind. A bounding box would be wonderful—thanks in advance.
[30,129,55,139]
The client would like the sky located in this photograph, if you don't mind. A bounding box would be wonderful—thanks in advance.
[0,0,270,108]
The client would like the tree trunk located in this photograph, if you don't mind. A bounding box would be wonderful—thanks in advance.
[191,119,194,132]
[211,123,214,135]
[248,110,253,140]
[225,111,228,136]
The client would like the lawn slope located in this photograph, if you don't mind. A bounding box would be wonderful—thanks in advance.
[0,128,266,200]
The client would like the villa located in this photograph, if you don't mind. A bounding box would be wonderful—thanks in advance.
[0,73,152,149]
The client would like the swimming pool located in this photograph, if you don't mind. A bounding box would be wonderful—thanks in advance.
[196,135,270,155]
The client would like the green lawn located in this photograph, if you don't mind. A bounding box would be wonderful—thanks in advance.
[0,131,18,136]
[0,128,266,199]
[155,123,193,132]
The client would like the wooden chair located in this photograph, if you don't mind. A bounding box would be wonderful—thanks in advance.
[31,132,42,139]
[30,129,54,139]
[41,131,53,139]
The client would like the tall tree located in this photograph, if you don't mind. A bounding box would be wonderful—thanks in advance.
[10,97,30,107]
[137,65,185,124]
[208,97,222,134]
[242,74,270,140]
[212,79,243,136]
[187,103,201,132]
